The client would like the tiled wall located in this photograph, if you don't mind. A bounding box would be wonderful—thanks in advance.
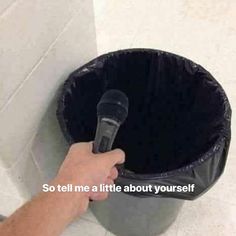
[0,0,97,216]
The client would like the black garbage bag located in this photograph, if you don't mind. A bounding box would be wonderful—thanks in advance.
[57,49,231,200]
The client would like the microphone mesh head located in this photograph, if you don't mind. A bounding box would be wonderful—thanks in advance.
[97,90,129,124]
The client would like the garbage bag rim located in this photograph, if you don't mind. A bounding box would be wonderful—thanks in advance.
[118,136,228,180]
[57,48,231,180]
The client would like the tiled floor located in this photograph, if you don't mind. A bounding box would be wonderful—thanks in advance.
[64,0,236,235]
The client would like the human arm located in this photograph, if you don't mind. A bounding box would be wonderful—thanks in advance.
[0,142,125,236]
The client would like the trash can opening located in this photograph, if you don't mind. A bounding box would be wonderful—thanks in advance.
[58,49,228,175]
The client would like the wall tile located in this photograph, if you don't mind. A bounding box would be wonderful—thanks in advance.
[0,136,42,202]
[0,0,73,109]
[7,148,43,199]
[0,0,15,15]
[31,96,69,183]
[30,7,97,182]
[93,0,147,54]
[0,166,19,196]
[0,192,23,217]
[0,3,97,168]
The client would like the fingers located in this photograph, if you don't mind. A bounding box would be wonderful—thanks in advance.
[109,167,118,180]
[91,192,109,201]
[87,141,93,152]
[68,142,93,157]
[90,178,113,201]
[105,177,114,186]
[96,149,125,168]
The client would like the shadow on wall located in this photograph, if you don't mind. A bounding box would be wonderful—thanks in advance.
[31,92,69,183]
[29,0,98,184]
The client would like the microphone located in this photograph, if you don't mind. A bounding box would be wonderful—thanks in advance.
[93,89,129,153]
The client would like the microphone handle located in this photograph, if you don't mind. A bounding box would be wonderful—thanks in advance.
[93,118,120,153]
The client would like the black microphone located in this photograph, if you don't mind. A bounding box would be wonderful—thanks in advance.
[93,89,129,153]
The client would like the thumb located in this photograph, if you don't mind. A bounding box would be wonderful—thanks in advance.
[96,149,125,168]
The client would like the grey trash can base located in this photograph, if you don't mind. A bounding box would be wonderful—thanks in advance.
[56,48,231,236]
[91,192,184,236]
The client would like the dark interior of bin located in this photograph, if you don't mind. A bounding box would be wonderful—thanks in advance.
[61,50,225,174]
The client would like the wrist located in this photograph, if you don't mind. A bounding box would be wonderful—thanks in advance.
[49,177,89,218]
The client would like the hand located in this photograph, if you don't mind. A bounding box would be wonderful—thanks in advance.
[0,143,125,236]
[54,142,125,211]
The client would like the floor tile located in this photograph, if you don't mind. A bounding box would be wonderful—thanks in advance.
[62,218,106,236]
[176,196,236,236]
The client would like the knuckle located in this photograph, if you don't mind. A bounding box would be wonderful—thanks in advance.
[69,143,77,151]
[113,149,125,158]
[70,142,88,152]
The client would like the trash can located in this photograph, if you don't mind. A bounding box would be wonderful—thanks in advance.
[57,49,231,236]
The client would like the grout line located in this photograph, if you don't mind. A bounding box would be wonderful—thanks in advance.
[0,15,74,114]
[30,149,47,180]
[0,0,18,19]
[3,131,37,171]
